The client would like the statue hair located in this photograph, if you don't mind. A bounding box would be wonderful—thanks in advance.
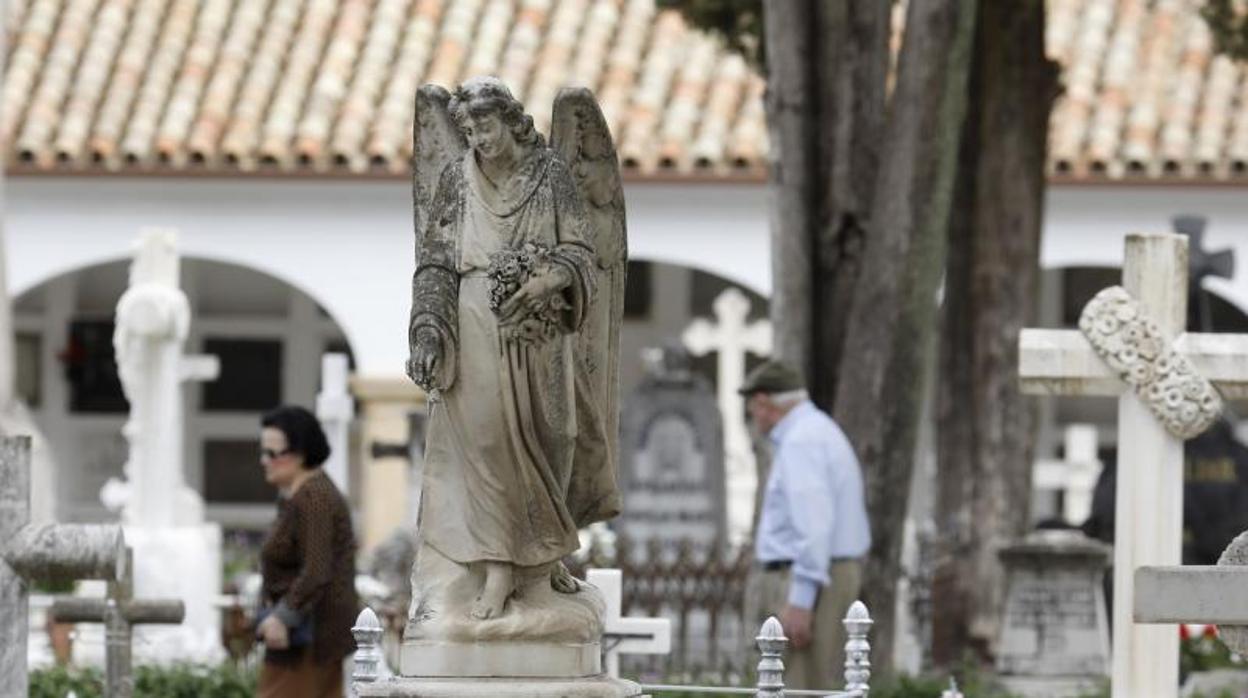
[449,77,545,149]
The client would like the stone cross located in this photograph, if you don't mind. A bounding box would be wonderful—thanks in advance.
[585,568,671,678]
[51,547,185,698]
[1032,424,1101,525]
[682,288,772,543]
[1135,528,1248,657]
[104,228,218,528]
[1019,233,1248,698]
[1173,214,1234,332]
[1,437,126,697]
[316,353,354,496]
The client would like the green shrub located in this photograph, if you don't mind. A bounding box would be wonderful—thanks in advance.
[31,663,257,698]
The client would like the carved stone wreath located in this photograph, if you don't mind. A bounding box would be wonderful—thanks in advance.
[1216,529,1248,655]
[1078,286,1222,440]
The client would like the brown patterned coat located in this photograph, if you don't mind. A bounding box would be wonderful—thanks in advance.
[260,469,358,665]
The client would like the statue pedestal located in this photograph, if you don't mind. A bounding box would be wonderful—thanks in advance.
[402,641,600,677]
[355,676,644,697]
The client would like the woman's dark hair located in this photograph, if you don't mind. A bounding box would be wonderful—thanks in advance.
[261,405,331,469]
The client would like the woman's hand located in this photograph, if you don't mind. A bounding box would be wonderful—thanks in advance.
[500,267,571,322]
[408,326,443,388]
[257,614,290,650]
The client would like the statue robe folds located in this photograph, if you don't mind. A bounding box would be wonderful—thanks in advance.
[411,147,614,569]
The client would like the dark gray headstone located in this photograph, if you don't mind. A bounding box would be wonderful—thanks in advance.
[997,530,1111,698]
[618,346,726,548]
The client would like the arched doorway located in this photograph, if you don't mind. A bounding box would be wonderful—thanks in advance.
[14,257,356,530]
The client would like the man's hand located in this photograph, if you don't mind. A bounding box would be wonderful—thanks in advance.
[499,268,571,322]
[780,604,814,650]
[257,614,290,650]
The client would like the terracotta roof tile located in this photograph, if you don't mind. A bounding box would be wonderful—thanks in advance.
[329,0,410,170]
[526,0,586,134]
[5,0,1248,181]
[91,0,171,166]
[119,0,197,166]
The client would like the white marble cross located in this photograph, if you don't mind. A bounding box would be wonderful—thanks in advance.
[682,288,772,544]
[1019,233,1248,698]
[586,568,671,678]
[1135,529,1248,659]
[1033,424,1101,525]
[316,353,354,496]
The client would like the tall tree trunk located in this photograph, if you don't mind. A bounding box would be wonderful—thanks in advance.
[763,1,888,409]
[833,0,979,675]
[932,0,1059,666]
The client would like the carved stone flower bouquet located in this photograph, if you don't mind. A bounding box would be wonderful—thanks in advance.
[487,242,569,345]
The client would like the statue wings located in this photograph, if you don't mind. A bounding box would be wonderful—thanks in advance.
[550,88,628,271]
[411,85,467,266]
[551,87,628,525]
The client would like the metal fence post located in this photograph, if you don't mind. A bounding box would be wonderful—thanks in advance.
[755,615,786,698]
[843,600,872,695]
[352,607,384,686]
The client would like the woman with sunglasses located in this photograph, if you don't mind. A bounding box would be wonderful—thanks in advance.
[254,405,358,698]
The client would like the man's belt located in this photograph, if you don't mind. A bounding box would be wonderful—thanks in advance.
[760,557,858,572]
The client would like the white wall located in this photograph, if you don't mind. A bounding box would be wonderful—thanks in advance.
[10,178,1248,376]
[6,177,772,376]
[1044,185,1248,312]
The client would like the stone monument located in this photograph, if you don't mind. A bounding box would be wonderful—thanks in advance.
[619,345,726,548]
[1019,233,1248,698]
[98,229,224,663]
[682,288,771,544]
[995,530,1111,697]
[375,78,637,696]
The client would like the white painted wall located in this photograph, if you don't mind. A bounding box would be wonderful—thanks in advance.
[1043,186,1248,311]
[6,177,771,376]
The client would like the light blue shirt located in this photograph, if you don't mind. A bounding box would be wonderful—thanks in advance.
[755,401,871,609]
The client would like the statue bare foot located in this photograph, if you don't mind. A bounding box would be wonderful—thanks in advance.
[550,561,580,594]
[471,562,513,620]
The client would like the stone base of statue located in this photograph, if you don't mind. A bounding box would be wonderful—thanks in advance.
[355,676,645,697]
[381,542,630,695]
[404,541,604,649]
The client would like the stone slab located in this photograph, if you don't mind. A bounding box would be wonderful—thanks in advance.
[1000,675,1105,698]
[401,641,600,678]
[1134,566,1248,624]
[355,675,644,697]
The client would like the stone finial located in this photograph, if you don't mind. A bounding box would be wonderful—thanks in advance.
[843,600,872,694]
[755,615,786,698]
[352,607,385,683]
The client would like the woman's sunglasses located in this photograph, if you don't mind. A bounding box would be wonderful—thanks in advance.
[260,448,291,460]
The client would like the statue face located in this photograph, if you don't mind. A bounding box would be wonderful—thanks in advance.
[464,111,511,161]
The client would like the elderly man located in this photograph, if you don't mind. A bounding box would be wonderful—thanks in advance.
[741,359,871,690]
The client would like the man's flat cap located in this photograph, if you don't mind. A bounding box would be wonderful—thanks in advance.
[738,359,805,396]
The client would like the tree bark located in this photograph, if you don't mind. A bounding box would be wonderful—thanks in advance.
[763,1,888,409]
[832,0,979,676]
[932,0,1059,666]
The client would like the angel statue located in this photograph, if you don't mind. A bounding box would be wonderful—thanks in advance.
[403,76,626,650]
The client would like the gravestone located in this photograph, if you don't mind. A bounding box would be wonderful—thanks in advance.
[50,547,184,698]
[682,288,772,544]
[97,229,223,663]
[996,530,1111,697]
[1033,424,1101,526]
[619,346,726,548]
[586,568,671,678]
[1019,233,1248,698]
[1136,528,1248,696]
[1,436,126,697]
[316,352,354,496]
